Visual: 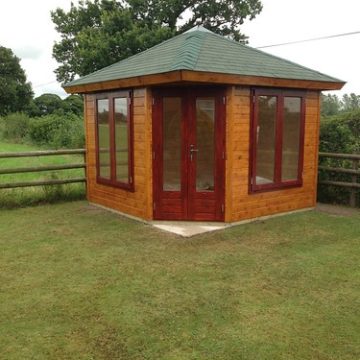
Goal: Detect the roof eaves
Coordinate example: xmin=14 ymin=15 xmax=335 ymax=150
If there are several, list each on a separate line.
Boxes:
xmin=64 ymin=29 xmax=190 ymax=88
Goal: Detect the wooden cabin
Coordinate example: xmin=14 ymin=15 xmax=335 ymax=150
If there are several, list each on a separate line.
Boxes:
xmin=64 ymin=26 xmax=344 ymax=223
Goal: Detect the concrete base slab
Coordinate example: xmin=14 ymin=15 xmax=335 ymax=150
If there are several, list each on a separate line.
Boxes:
xmin=90 ymin=202 xmax=314 ymax=238
xmin=150 ymin=208 xmax=314 ymax=237
xmin=151 ymin=221 xmax=228 ymax=237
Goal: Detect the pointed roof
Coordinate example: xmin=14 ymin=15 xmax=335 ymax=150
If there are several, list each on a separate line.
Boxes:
xmin=64 ymin=26 xmax=344 ymax=92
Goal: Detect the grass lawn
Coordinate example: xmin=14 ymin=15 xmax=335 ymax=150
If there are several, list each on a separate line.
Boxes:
xmin=0 ymin=140 xmax=85 ymax=208
xmin=0 ymin=201 xmax=359 ymax=359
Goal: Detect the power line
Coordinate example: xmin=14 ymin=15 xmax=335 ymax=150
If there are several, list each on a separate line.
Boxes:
xmin=33 ymin=80 xmax=58 ymax=89
xmin=256 ymin=30 xmax=360 ymax=49
xmin=31 ymin=30 xmax=360 ymax=90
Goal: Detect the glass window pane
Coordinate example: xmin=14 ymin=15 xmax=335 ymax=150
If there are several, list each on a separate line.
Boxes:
xmin=114 ymin=98 xmax=129 ymax=183
xmin=97 ymin=99 xmax=110 ymax=180
xmin=163 ymin=97 xmax=181 ymax=191
xmin=282 ymin=97 xmax=301 ymax=181
xmin=196 ymin=98 xmax=215 ymax=192
xmin=256 ymin=96 xmax=276 ymax=185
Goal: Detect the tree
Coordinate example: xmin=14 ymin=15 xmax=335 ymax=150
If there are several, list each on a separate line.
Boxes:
xmin=51 ymin=0 xmax=263 ymax=83
xmin=342 ymin=93 xmax=360 ymax=112
xmin=62 ymin=94 xmax=84 ymax=116
xmin=28 ymin=93 xmax=84 ymax=117
xmin=321 ymin=94 xmax=342 ymax=117
xmin=31 ymin=93 xmax=64 ymax=116
xmin=0 ymin=46 xmax=33 ymax=116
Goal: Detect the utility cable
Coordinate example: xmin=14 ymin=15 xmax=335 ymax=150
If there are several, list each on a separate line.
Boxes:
xmin=256 ymin=30 xmax=360 ymax=49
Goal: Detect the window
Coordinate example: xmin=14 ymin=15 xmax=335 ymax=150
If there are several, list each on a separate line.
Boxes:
xmin=250 ymin=89 xmax=305 ymax=192
xmin=95 ymin=91 xmax=134 ymax=190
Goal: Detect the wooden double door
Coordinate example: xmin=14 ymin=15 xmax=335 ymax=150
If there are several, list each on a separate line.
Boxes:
xmin=152 ymin=87 xmax=226 ymax=221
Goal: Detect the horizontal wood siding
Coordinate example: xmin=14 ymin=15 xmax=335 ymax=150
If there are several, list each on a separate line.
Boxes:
xmin=225 ymin=86 xmax=320 ymax=222
xmin=84 ymin=89 xmax=153 ymax=219
xmin=85 ymin=85 xmax=320 ymax=223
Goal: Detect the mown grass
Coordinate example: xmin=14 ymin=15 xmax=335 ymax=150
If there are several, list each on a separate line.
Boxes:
xmin=0 ymin=201 xmax=359 ymax=359
xmin=0 ymin=140 xmax=85 ymax=208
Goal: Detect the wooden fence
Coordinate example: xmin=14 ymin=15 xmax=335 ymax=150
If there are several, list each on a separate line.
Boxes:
xmin=318 ymin=152 xmax=360 ymax=207
xmin=0 ymin=149 xmax=86 ymax=189
xmin=0 ymin=149 xmax=359 ymax=207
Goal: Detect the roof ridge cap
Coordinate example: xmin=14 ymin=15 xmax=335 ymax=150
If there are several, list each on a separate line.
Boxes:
xmin=169 ymin=31 xmax=206 ymax=71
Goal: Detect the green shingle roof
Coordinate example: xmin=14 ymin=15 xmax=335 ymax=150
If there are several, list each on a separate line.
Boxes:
xmin=64 ymin=26 xmax=343 ymax=88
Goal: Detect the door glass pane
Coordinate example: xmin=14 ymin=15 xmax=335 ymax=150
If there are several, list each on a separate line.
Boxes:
xmin=163 ymin=97 xmax=181 ymax=191
xmin=256 ymin=96 xmax=276 ymax=185
xmin=97 ymin=99 xmax=110 ymax=179
xmin=282 ymin=97 xmax=301 ymax=181
xmin=196 ymin=98 xmax=215 ymax=192
xmin=114 ymin=98 xmax=129 ymax=183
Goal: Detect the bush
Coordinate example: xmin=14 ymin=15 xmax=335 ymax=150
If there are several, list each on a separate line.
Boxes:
xmin=42 ymin=173 xmax=65 ymax=202
xmin=320 ymin=111 xmax=360 ymax=153
xmin=28 ymin=113 xmax=84 ymax=148
xmin=0 ymin=112 xmax=30 ymax=142
xmin=318 ymin=113 xmax=360 ymax=206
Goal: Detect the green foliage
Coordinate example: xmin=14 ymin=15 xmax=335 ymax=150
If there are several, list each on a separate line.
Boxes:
xmin=29 ymin=113 xmax=85 ymax=149
xmin=320 ymin=110 xmax=360 ymax=153
xmin=0 ymin=112 xmax=30 ymax=142
xmin=0 ymin=46 xmax=33 ymax=115
xmin=0 ymin=140 xmax=85 ymax=209
xmin=335 ymin=110 xmax=360 ymax=152
xmin=319 ymin=110 xmax=360 ymax=206
xmin=29 ymin=93 xmax=63 ymax=116
xmin=319 ymin=118 xmax=354 ymax=153
xmin=62 ymin=94 xmax=84 ymax=116
xmin=42 ymin=173 xmax=66 ymax=202
xmin=320 ymin=93 xmax=342 ymax=117
xmin=0 ymin=108 xmax=84 ymax=149
xmin=51 ymin=0 xmax=263 ymax=82
xmin=321 ymin=92 xmax=360 ymax=117
xmin=0 ymin=185 xmax=85 ymax=209
xmin=342 ymin=93 xmax=360 ymax=112
xmin=28 ymin=94 xmax=83 ymax=117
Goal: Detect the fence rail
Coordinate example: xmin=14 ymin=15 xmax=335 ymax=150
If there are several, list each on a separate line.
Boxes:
xmin=0 ymin=149 xmax=86 ymax=190
xmin=318 ymin=152 xmax=360 ymax=207
xmin=1 ymin=149 xmax=359 ymax=206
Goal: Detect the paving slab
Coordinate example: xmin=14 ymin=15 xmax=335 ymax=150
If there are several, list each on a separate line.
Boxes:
xmin=150 ymin=221 xmax=228 ymax=237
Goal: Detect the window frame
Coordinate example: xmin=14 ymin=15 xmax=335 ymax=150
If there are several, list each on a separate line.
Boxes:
xmin=249 ymin=88 xmax=306 ymax=193
xmin=95 ymin=90 xmax=134 ymax=191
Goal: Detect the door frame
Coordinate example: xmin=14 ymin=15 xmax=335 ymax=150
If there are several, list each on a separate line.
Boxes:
xmin=152 ymin=86 xmax=226 ymax=221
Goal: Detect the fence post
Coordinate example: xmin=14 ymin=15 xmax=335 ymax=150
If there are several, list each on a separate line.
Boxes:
xmin=83 ymin=150 xmax=87 ymax=196
xmin=350 ymin=159 xmax=359 ymax=207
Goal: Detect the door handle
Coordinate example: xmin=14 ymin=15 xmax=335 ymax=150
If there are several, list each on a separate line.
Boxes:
xmin=189 ymin=144 xmax=198 ymax=161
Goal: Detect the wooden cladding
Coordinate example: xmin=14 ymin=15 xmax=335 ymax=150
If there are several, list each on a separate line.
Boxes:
xmin=84 ymin=84 xmax=322 ymax=223
xmin=85 ymin=88 xmax=153 ymax=220
xmin=225 ymin=86 xmax=320 ymax=222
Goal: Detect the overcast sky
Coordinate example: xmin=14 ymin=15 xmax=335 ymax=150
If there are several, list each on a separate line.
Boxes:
xmin=1 ymin=0 xmax=359 ymax=98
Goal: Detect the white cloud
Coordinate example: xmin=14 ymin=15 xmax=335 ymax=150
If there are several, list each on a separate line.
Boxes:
xmin=0 ymin=0 xmax=73 ymax=98
xmin=1 ymin=0 xmax=359 ymax=98
xmin=13 ymin=46 xmax=43 ymax=60
xmin=241 ymin=0 xmax=360 ymax=95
